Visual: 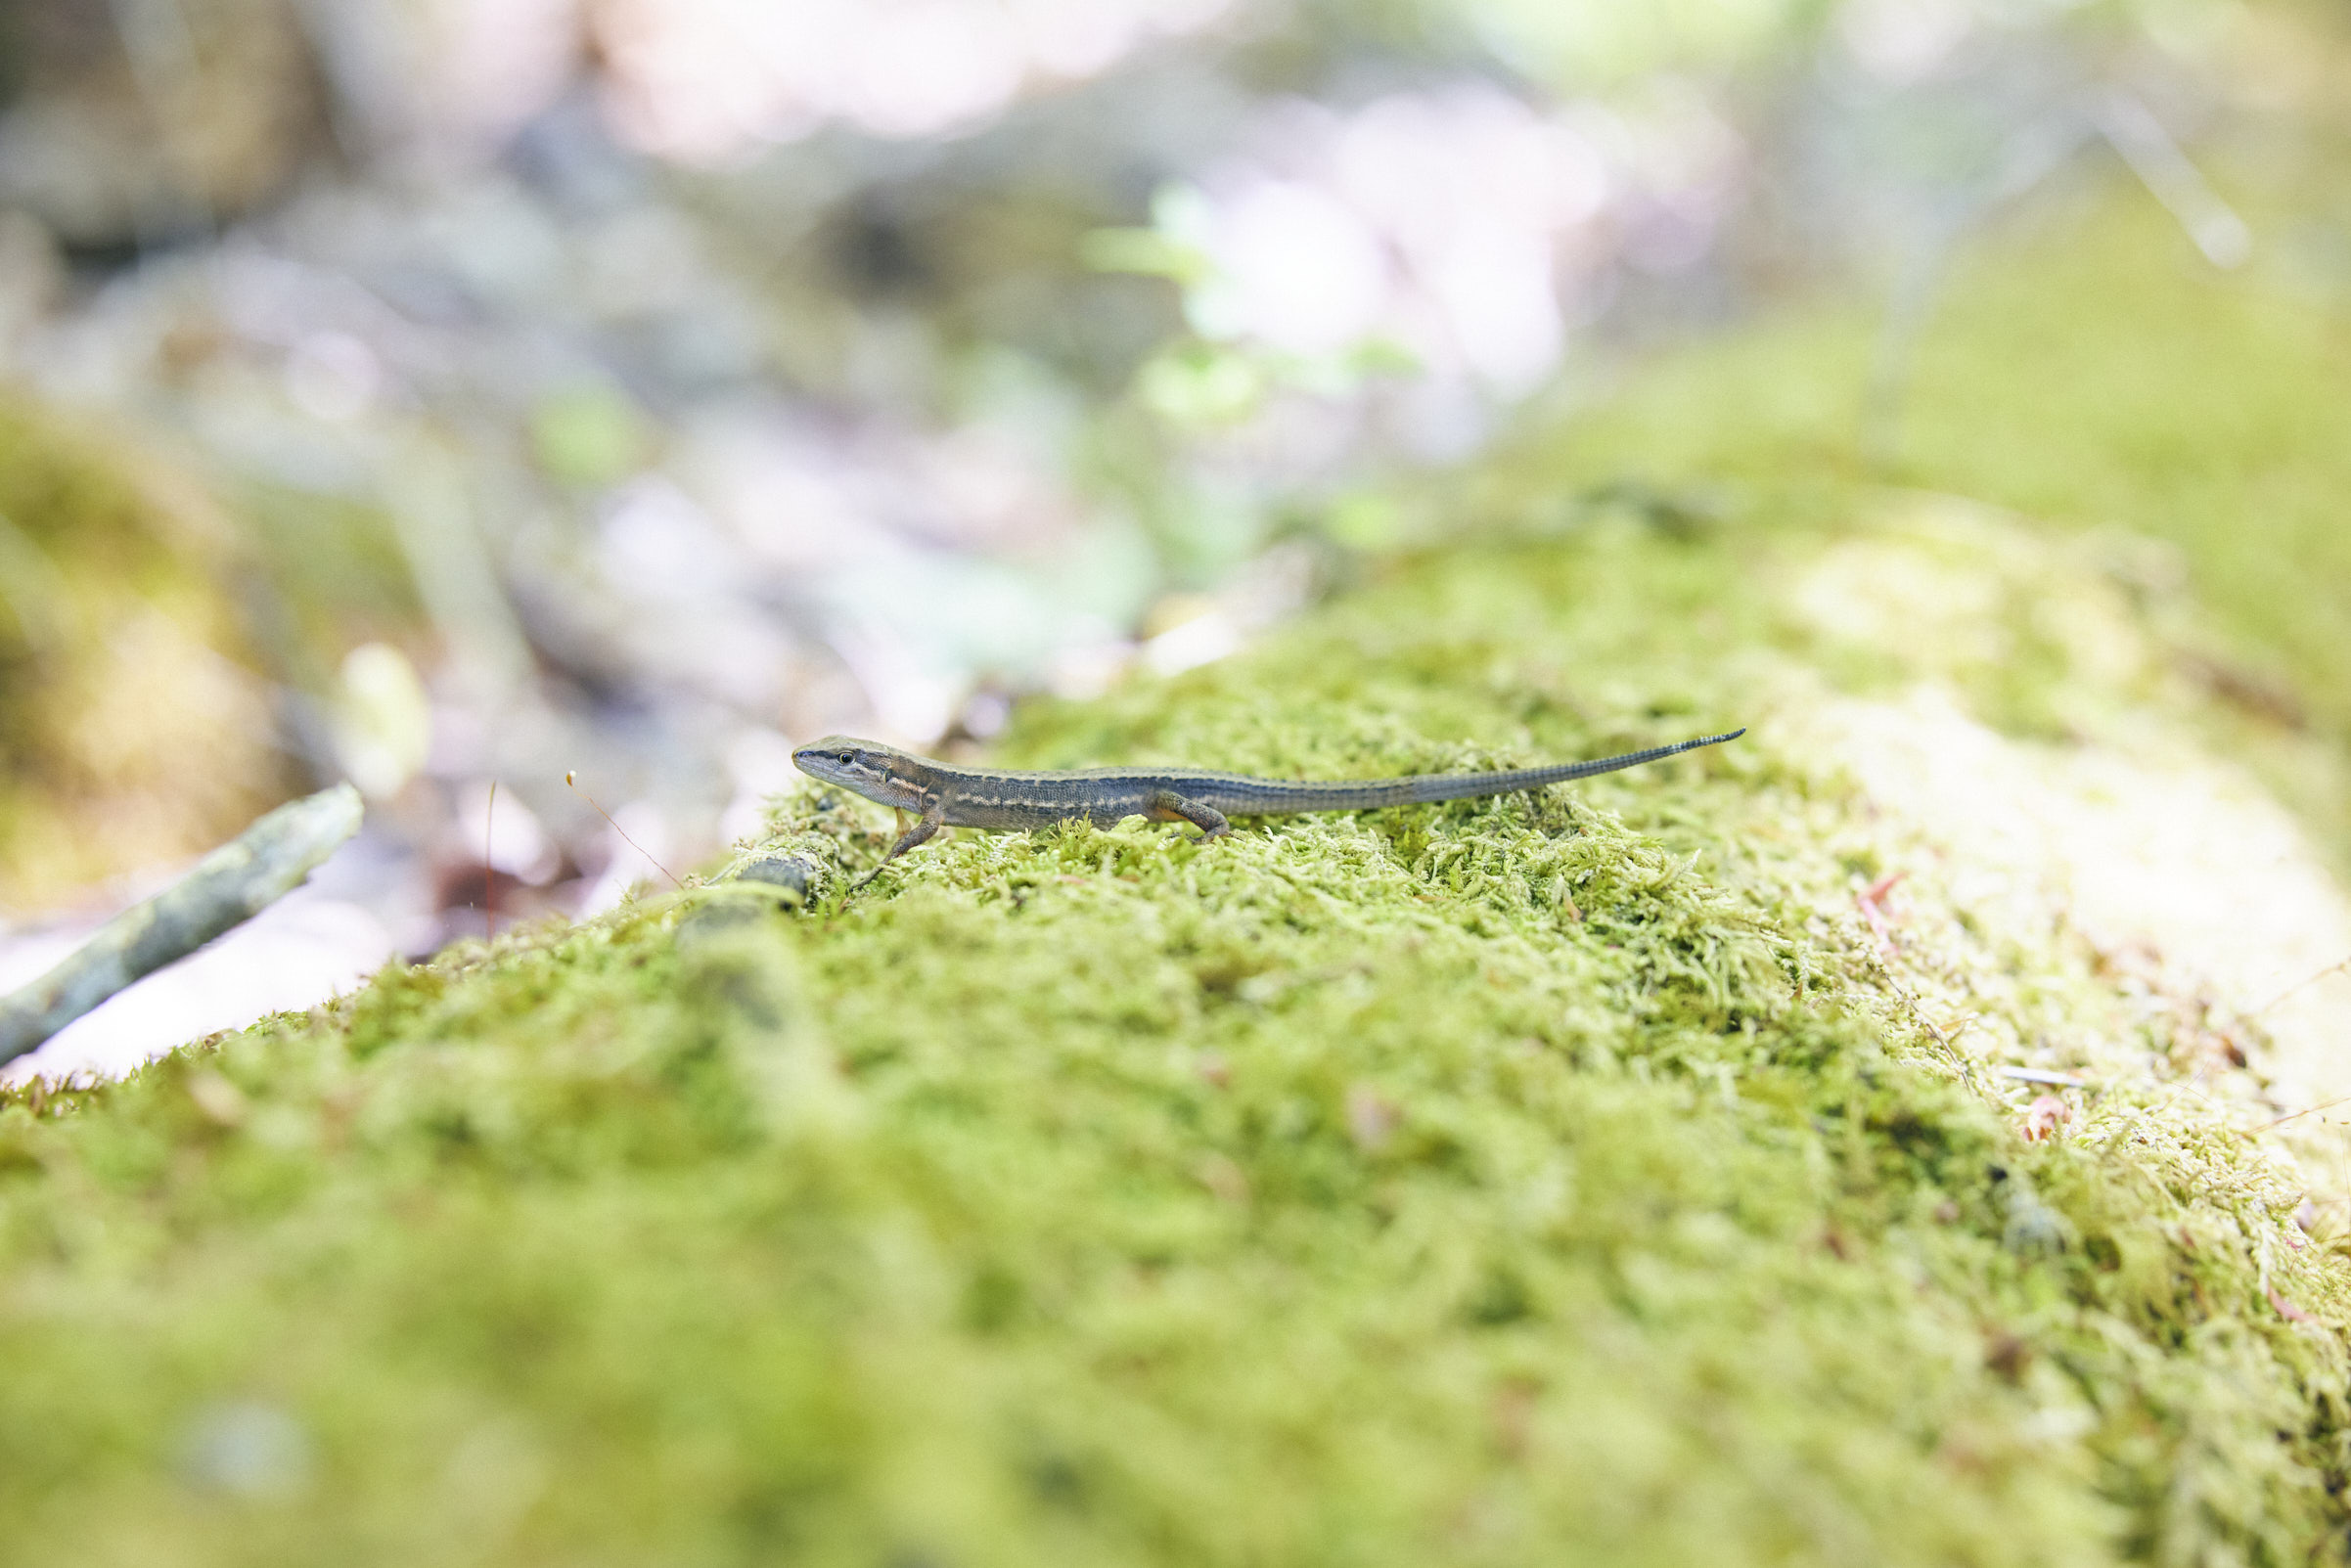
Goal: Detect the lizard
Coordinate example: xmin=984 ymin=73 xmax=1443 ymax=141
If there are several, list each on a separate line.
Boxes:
xmin=792 ymin=727 xmax=1745 ymax=887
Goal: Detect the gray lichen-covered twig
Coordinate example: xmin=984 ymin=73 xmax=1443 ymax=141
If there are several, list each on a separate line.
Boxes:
xmin=0 ymin=783 xmax=364 ymax=1066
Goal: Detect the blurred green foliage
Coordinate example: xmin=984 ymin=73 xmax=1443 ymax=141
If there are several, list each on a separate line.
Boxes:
xmin=0 ymin=400 xmax=289 ymax=907
xmin=530 ymin=385 xmax=654 ymax=491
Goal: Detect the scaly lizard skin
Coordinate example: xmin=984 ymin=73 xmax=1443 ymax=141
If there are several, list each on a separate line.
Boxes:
xmin=793 ymin=729 xmax=1745 ymax=885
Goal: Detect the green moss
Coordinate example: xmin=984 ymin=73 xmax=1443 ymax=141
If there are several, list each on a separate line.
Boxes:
xmin=2 ymin=489 xmax=2346 ymax=1562
xmin=1475 ymin=174 xmax=2351 ymax=870
xmin=9 ymin=163 xmax=2351 ymax=1561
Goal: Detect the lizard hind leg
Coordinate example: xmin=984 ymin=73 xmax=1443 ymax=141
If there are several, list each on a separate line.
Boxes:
xmin=853 ymin=799 xmax=946 ymax=890
xmin=1144 ymin=789 xmax=1232 ymax=841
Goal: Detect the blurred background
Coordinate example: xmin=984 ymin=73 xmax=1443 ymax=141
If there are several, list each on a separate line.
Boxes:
xmin=0 ymin=0 xmax=2343 ymax=1079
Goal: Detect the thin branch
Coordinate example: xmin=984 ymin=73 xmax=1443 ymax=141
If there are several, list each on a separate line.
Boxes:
xmin=0 ymin=784 xmax=364 ymax=1065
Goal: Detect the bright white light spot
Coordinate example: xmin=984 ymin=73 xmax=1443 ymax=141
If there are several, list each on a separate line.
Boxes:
xmin=1162 ymin=78 xmax=1738 ymax=418
xmin=1143 ymin=608 xmax=1241 ymax=675
xmin=592 ymin=0 xmax=1233 ymax=160
xmin=1837 ymin=0 xmax=1975 ymax=83
xmin=458 ymin=780 xmax=562 ymax=882
xmin=1427 ymin=221 xmax=1563 ymax=394
xmin=598 ymin=476 xmax=733 ymax=597
xmin=1008 ymin=0 xmax=1145 ymax=78
xmin=1197 ymin=179 xmax=1388 ymax=356
xmin=284 ymin=331 xmax=382 ymax=422
xmin=847 ymin=1 xmax=1028 ymax=138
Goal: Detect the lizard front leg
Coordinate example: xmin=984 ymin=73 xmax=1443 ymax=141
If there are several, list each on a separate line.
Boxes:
xmin=1144 ymin=789 xmax=1231 ymax=841
xmin=855 ymin=797 xmax=946 ymax=889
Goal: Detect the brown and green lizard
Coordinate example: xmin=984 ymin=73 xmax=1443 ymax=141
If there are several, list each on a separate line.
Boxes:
xmin=793 ymin=728 xmax=1745 ymax=885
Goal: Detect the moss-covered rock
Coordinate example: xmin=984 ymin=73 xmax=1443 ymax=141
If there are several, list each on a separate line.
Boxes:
xmin=3 ymin=497 xmax=2348 ymax=1563
xmin=5 ymin=189 xmax=2350 ymax=1564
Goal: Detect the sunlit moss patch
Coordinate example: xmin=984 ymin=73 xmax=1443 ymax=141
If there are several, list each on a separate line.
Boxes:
xmin=7 ymin=184 xmax=2351 ymax=1560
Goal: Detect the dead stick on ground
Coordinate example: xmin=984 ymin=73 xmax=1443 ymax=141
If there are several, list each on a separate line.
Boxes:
xmin=0 ymin=784 xmax=364 ymax=1068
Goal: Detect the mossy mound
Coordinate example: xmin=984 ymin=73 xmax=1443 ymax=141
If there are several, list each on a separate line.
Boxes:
xmin=1473 ymin=179 xmax=2351 ymax=874
xmin=3 ymin=487 xmax=2347 ymax=1563
xmin=9 ymin=167 xmax=2351 ymax=1561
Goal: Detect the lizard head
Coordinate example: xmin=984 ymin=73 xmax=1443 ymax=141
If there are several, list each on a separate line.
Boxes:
xmin=792 ymin=736 xmax=925 ymax=808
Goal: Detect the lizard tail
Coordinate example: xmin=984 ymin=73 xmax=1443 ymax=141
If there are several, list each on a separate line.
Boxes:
xmin=1403 ymin=728 xmax=1746 ymax=805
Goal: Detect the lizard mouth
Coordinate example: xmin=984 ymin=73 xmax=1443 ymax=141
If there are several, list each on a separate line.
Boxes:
xmin=791 ymin=744 xmax=851 ymax=784
xmin=793 ymin=738 xmax=887 ymax=796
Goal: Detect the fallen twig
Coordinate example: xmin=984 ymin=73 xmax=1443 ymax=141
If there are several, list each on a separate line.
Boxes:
xmin=0 ymin=784 xmax=364 ymax=1067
